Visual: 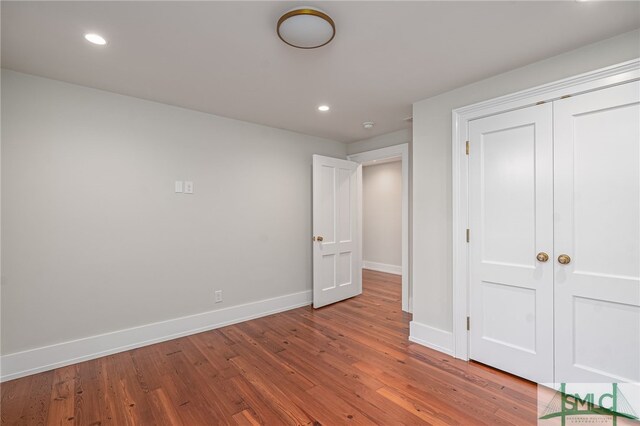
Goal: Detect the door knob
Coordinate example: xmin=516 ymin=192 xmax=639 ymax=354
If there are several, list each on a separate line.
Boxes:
xmin=315 ymin=236 xmax=324 ymax=242
xmin=558 ymin=254 xmax=571 ymax=265
xmin=536 ymin=252 xmax=549 ymax=262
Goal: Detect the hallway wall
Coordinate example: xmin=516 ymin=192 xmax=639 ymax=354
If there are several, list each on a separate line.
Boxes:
xmin=362 ymin=161 xmax=402 ymax=273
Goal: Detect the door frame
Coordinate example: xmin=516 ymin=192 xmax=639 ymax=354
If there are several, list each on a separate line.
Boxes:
xmin=348 ymin=143 xmax=411 ymax=312
xmin=451 ymin=58 xmax=640 ymax=361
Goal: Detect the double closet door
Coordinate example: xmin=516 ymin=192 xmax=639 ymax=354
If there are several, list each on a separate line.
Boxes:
xmin=468 ymin=81 xmax=640 ymax=384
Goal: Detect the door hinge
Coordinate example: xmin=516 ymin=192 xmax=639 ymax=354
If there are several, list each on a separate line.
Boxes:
xmin=536 ymin=101 xmax=546 ymax=105
xmin=465 ymin=140 xmax=469 ymax=155
xmin=560 ymin=94 xmax=571 ymax=99
xmin=467 ymin=316 xmax=470 ymax=331
xmin=466 ymin=229 xmax=470 ymax=243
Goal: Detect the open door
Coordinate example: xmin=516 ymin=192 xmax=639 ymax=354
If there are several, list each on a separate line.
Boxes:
xmin=312 ymin=155 xmax=362 ymax=308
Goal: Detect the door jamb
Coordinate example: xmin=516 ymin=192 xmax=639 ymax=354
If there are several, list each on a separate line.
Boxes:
xmin=451 ymin=59 xmax=640 ymax=361
xmin=348 ymin=143 xmax=411 ymax=313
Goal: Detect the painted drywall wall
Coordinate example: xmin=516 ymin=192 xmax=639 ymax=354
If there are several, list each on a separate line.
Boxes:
xmin=412 ymin=29 xmax=640 ymax=334
xmin=363 ymin=161 xmax=402 ymax=270
xmin=0 ymin=70 xmax=347 ymax=355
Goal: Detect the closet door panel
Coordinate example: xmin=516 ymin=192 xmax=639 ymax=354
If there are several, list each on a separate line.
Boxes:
xmin=468 ymin=103 xmax=554 ymax=383
xmin=554 ymin=81 xmax=640 ymax=384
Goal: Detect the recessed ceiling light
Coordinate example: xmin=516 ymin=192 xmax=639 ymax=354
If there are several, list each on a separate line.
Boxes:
xmin=318 ymin=105 xmax=330 ymax=112
xmin=277 ymin=7 xmax=335 ymax=49
xmin=84 ymin=33 xmax=107 ymax=45
xmin=363 ymin=121 xmax=375 ymax=129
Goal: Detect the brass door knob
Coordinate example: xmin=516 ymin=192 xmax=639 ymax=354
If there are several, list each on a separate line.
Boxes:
xmin=316 ymin=236 xmax=324 ymax=242
xmin=558 ymin=254 xmax=571 ymax=265
xmin=536 ymin=252 xmax=549 ymax=262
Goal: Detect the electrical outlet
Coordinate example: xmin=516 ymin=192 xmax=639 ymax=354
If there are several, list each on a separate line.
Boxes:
xmin=184 ymin=181 xmax=194 ymax=194
xmin=214 ymin=290 xmax=223 ymax=303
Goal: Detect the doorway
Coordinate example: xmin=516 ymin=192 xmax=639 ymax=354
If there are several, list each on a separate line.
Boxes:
xmin=348 ymin=144 xmax=410 ymax=312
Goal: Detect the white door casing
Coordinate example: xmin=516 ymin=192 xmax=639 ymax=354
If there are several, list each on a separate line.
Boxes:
xmin=468 ymin=103 xmax=554 ymax=383
xmin=312 ymin=155 xmax=362 ymax=308
xmin=554 ymin=81 xmax=640 ymax=384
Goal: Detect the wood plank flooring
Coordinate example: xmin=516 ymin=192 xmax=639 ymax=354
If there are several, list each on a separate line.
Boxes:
xmin=1 ymin=270 xmax=538 ymax=425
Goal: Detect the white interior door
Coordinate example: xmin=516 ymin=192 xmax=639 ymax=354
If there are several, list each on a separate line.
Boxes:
xmin=554 ymin=81 xmax=640 ymax=384
xmin=312 ymin=155 xmax=362 ymax=308
xmin=468 ymin=103 xmax=554 ymax=383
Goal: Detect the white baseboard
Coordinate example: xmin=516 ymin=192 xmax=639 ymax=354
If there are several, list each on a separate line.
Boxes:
xmin=1 ymin=290 xmax=312 ymax=382
xmin=362 ymin=260 xmax=402 ymax=275
xmin=409 ymin=321 xmax=454 ymax=357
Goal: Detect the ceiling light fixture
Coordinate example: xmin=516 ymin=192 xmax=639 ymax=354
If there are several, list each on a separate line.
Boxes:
xmin=318 ymin=105 xmax=330 ymax=112
xmin=363 ymin=121 xmax=375 ymax=129
xmin=277 ymin=7 xmax=335 ymax=49
xmin=84 ymin=33 xmax=107 ymax=45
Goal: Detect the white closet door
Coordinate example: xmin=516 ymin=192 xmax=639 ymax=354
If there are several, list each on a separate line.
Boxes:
xmin=554 ymin=81 xmax=640 ymax=384
xmin=469 ymin=103 xmax=554 ymax=383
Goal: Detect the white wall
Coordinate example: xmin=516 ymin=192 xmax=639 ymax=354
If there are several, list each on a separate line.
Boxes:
xmin=0 ymin=70 xmax=347 ymax=356
xmin=363 ymin=161 xmax=402 ymax=271
xmin=412 ymin=29 xmax=640 ymax=335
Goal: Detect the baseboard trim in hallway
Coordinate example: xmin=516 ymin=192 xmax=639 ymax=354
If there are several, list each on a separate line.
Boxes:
xmin=362 ymin=260 xmax=402 ymax=275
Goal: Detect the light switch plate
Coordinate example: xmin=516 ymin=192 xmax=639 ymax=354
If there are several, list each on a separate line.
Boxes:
xmin=184 ymin=181 xmax=194 ymax=194
xmin=175 ymin=181 xmax=184 ymax=193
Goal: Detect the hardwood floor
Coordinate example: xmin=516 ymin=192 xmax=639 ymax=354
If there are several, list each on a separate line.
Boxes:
xmin=1 ymin=270 xmax=537 ymax=425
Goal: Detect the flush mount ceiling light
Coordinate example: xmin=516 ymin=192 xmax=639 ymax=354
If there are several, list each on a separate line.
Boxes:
xmin=318 ymin=105 xmax=330 ymax=112
xmin=363 ymin=121 xmax=375 ymax=129
xmin=84 ymin=33 xmax=107 ymax=45
xmin=277 ymin=7 xmax=335 ymax=49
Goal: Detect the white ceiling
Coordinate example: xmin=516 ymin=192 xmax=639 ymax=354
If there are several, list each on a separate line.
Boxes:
xmin=2 ymin=1 xmax=639 ymax=143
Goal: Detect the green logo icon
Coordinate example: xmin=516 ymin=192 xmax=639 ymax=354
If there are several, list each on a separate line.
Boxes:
xmin=539 ymin=383 xmax=639 ymax=425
